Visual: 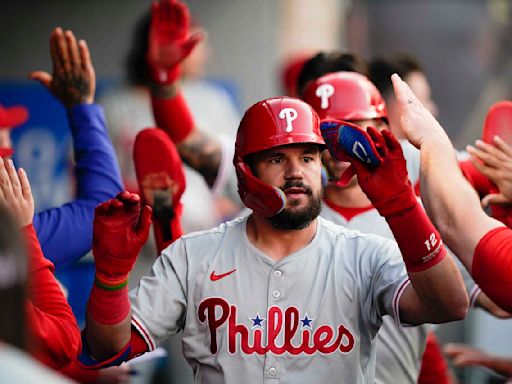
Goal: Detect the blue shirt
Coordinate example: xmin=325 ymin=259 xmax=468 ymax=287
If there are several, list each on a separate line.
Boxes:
xmin=33 ymin=104 xmax=123 ymax=271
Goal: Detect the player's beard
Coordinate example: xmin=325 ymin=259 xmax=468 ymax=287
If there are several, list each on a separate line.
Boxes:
xmin=268 ymin=181 xmax=323 ymax=230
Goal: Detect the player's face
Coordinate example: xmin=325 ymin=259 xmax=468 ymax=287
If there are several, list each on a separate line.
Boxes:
xmin=251 ymin=143 xmax=323 ymax=230
xmin=322 ymin=119 xmax=388 ymax=187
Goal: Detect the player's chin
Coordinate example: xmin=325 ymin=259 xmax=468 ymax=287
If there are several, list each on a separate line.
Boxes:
xmin=285 ymin=194 xmax=309 ymax=209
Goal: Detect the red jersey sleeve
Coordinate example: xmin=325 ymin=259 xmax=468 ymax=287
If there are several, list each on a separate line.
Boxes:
xmin=472 ymin=226 xmax=512 ymax=312
xmin=23 ymin=224 xmax=81 ymax=370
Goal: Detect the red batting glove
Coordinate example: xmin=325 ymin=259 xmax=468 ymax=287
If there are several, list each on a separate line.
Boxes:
xmin=92 ymin=191 xmax=152 ymax=287
xmin=147 ymin=0 xmax=203 ymax=84
xmin=351 ymin=127 xmax=417 ymax=217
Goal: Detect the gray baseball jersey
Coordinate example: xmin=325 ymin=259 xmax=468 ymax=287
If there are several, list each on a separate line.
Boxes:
xmin=130 ymin=215 xmax=410 ymax=384
xmin=320 ymin=201 xmax=480 ymax=384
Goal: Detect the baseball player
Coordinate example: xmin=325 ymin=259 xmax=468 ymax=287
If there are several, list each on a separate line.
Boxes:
xmin=80 ymin=95 xmax=469 ymax=383
xmin=391 ymin=73 xmax=512 ymax=313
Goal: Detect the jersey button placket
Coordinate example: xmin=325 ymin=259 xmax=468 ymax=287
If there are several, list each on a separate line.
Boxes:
xmin=270 ymin=268 xmax=285 ymax=302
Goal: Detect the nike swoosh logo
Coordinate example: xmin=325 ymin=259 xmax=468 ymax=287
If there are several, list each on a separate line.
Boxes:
xmin=210 ymin=268 xmax=236 ymax=281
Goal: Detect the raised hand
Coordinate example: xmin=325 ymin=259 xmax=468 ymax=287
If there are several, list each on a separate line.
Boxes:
xmin=467 ymin=135 xmax=512 ymax=207
xmin=391 ymin=73 xmax=448 ymax=149
xmin=147 ymin=0 xmax=203 ymax=84
xmin=0 ymin=157 xmax=34 ymax=227
xmin=29 ymin=27 xmax=95 ymax=108
xmin=93 ymin=192 xmax=152 ymax=284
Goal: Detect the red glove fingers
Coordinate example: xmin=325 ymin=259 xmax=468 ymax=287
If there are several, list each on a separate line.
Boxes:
xmin=344 ymin=126 xmax=417 ymax=217
xmin=93 ymin=192 xmax=152 ymax=286
xmin=147 ymin=0 xmax=203 ymax=84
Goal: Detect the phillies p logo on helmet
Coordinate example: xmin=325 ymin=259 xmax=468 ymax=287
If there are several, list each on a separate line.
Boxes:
xmin=278 ymin=107 xmax=298 ymax=133
xmin=315 ymin=83 xmax=335 ymax=110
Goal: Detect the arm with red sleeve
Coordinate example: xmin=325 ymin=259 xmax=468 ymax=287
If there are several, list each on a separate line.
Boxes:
xmin=390 ymin=75 xmax=509 ymax=312
xmin=24 ymin=223 xmax=81 ymax=370
xmin=79 ymin=192 xmax=152 ymax=366
xmin=321 ymin=120 xmax=468 ymax=324
xmin=148 ymin=0 xmax=222 ymax=188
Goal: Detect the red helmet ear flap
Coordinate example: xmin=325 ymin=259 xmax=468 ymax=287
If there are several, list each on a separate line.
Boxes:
xmin=234 ymin=158 xmax=286 ymax=217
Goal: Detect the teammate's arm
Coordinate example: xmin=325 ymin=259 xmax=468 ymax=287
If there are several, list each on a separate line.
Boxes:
xmin=0 ymin=158 xmax=81 ymax=369
xmin=392 ymin=74 xmax=502 ymax=268
xmin=84 ymin=192 xmax=152 ymax=360
xmin=148 ymin=0 xmax=222 ymax=187
xmin=29 ymin=27 xmax=123 ymax=269
xmin=391 ymin=74 xmax=512 ymax=313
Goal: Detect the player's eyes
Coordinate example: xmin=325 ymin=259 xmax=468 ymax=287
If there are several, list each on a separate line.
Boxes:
xmin=303 ymin=156 xmax=314 ymax=163
xmin=269 ymin=157 xmax=283 ymax=164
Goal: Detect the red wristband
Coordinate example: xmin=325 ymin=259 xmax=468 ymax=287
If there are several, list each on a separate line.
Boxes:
xmin=386 ymin=203 xmax=447 ymax=272
xmin=148 ymin=65 xmax=180 ymax=85
xmin=151 ymin=92 xmax=194 ymax=144
xmin=87 ymin=284 xmax=130 ymax=325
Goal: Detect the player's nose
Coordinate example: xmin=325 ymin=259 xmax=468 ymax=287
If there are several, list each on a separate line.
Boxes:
xmin=284 ymin=158 xmax=304 ymax=180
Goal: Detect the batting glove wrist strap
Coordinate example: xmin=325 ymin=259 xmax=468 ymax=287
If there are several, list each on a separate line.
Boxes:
xmin=386 ymin=202 xmax=447 ymax=272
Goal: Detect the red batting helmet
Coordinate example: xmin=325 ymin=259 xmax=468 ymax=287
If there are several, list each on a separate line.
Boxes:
xmin=302 ymin=71 xmax=388 ymax=122
xmin=234 ymin=97 xmax=325 ymax=217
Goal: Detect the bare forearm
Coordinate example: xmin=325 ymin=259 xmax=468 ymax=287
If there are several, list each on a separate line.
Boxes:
xmin=478 ymin=355 xmax=512 ymax=377
xmin=85 ymin=313 xmax=132 ymax=361
xmin=420 ymin=137 xmax=498 ymax=267
xmin=177 ymin=131 xmax=222 ymax=186
xmin=401 ymin=257 xmax=468 ymax=324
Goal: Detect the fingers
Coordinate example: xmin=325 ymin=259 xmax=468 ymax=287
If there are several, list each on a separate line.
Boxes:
xmin=443 ymin=343 xmax=466 ymax=357
xmin=472 ymin=139 xmax=509 ymax=165
xmin=5 ymin=159 xmax=21 ymax=199
xmin=467 ymin=152 xmax=497 ymax=180
xmin=182 ymin=33 xmax=203 ymax=57
xmin=0 ymin=158 xmax=14 ymax=202
xmin=53 ymin=27 xmax=72 ymax=75
xmin=65 ymin=30 xmax=81 ymax=78
xmin=366 ymin=126 xmax=387 ymax=158
xmin=78 ymin=39 xmax=96 ymax=103
xmin=18 ymin=168 xmax=32 ymax=202
xmin=173 ymin=1 xmax=189 ymax=33
xmin=391 ymin=73 xmax=421 ymax=107
xmin=28 ymin=71 xmax=52 ymax=89
xmin=116 ymin=191 xmax=141 ymax=206
xmin=391 ymin=74 xmax=408 ymax=107
xmin=493 ymin=135 xmax=512 ymax=157
xmin=135 ymin=205 xmax=153 ymax=242
xmin=481 ymin=193 xmax=509 ymax=208
xmin=78 ymin=39 xmax=92 ymax=76
xmin=467 ymin=142 xmax=512 ymax=185
xmin=50 ymin=27 xmax=63 ymax=75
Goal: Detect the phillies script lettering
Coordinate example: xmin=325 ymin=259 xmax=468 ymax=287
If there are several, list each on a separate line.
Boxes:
xmin=198 ymin=297 xmax=355 ymax=355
